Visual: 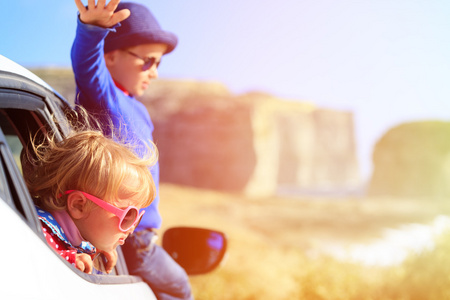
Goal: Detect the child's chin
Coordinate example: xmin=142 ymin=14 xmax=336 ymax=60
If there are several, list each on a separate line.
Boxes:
xmin=97 ymin=245 xmax=114 ymax=252
xmin=135 ymin=89 xmax=145 ymax=96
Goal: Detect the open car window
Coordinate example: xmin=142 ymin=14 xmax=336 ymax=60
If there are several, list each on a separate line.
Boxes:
xmin=0 ymin=70 xmax=140 ymax=284
xmin=0 ymin=134 xmax=17 ymax=207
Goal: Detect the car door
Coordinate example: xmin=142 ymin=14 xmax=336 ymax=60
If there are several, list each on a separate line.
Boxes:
xmin=0 ymin=55 xmax=156 ymax=299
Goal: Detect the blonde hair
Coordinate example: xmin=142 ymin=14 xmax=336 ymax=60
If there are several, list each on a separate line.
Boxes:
xmin=24 ymin=107 xmax=157 ymax=212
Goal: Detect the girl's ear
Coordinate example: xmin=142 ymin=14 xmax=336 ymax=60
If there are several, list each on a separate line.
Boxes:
xmin=66 ymin=192 xmax=89 ymax=220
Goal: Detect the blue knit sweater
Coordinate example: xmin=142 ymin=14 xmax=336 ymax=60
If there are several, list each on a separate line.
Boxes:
xmin=71 ymin=18 xmax=161 ymax=230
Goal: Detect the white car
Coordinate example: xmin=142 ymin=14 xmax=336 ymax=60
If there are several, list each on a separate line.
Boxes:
xmin=0 ymin=55 xmax=227 ymax=299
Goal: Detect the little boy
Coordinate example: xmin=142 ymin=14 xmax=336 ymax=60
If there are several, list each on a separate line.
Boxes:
xmin=71 ymin=1 xmax=192 ymax=299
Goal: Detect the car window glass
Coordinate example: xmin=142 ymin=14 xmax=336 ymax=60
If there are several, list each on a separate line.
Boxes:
xmin=0 ymin=108 xmax=42 ymax=219
xmin=5 ymin=135 xmax=23 ymax=172
xmin=0 ymin=148 xmax=12 ymax=204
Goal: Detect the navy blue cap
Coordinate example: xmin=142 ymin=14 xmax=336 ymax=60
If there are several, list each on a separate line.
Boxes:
xmin=104 ymin=2 xmax=178 ymax=54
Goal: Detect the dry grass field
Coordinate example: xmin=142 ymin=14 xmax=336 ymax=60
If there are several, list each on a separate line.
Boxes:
xmin=156 ymin=183 xmax=450 ymax=300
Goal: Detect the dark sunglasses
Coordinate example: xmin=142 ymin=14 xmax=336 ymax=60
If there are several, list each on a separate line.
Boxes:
xmin=125 ymin=50 xmax=161 ymax=71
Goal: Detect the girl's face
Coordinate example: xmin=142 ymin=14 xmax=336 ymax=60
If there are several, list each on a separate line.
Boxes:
xmin=77 ymin=201 xmax=138 ymax=252
xmin=74 ymin=188 xmax=144 ymax=252
xmin=105 ymin=43 xmax=168 ymax=97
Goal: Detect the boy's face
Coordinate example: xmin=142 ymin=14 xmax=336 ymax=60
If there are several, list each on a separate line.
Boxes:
xmin=105 ymin=43 xmax=168 ymax=96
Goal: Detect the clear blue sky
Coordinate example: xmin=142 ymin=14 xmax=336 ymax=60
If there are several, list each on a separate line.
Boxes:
xmin=2 ymin=0 xmax=450 ymax=180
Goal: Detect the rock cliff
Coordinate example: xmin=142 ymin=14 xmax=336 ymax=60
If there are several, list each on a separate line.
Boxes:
xmin=141 ymin=80 xmax=360 ymax=196
xmin=369 ymin=121 xmax=450 ymax=199
xmin=30 ymin=69 xmax=361 ymax=197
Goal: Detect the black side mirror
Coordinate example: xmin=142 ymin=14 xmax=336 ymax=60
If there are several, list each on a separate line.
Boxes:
xmin=162 ymin=227 xmax=227 ymax=275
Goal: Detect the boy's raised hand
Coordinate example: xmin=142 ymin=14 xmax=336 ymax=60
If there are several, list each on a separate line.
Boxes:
xmin=75 ymin=0 xmax=130 ymax=28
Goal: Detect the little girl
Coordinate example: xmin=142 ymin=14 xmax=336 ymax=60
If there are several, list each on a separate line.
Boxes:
xmin=23 ymin=114 xmax=157 ymax=274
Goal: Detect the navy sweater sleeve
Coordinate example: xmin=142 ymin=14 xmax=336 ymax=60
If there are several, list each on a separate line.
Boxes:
xmin=71 ymin=18 xmax=162 ymax=229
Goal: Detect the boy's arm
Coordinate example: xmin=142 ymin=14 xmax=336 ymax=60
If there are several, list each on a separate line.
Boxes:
xmin=74 ymin=0 xmax=130 ymax=28
xmin=71 ymin=8 xmax=122 ymax=119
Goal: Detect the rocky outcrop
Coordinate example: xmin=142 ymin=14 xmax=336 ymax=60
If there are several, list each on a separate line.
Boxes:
xmin=369 ymin=121 xmax=450 ymax=198
xmin=141 ymin=80 xmax=360 ymax=196
xmin=31 ymin=69 xmax=361 ymax=197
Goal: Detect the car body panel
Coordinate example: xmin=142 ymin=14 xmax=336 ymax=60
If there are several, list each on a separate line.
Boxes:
xmin=0 ymin=199 xmax=155 ymax=299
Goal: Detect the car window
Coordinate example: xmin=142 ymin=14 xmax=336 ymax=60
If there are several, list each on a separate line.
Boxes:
xmin=0 ymin=109 xmax=42 ymax=176
xmin=0 ymin=106 xmax=129 ymax=276
xmin=5 ymin=135 xmax=22 ymax=171
xmin=0 ymin=108 xmax=42 ymax=222
xmin=0 ymin=68 xmax=147 ymax=287
xmin=0 ymin=143 xmax=13 ymax=205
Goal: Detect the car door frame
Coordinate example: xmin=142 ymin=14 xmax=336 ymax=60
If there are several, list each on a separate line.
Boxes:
xmin=0 ymin=67 xmax=151 ymax=288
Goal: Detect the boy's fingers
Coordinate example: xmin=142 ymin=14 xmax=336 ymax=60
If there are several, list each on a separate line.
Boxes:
xmin=111 ymin=9 xmax=131 ymax=25
xmin=87 ymin=0 xmax=96 ymax=9
xmin=74 ymin=0 xmax=87 ymax=13
xmin=96 ymin=0 xmax=106 ymax=8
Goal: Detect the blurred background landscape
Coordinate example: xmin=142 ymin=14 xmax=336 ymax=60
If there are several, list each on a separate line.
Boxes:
xmin=32 ymin=69 xmax=450 ymax=299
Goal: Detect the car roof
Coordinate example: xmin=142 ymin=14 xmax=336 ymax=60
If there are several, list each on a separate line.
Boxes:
xmin=0 ymin=55 xmax=71 ymax=110
xmin=0 ymin=55 xmax=54 ymax=91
